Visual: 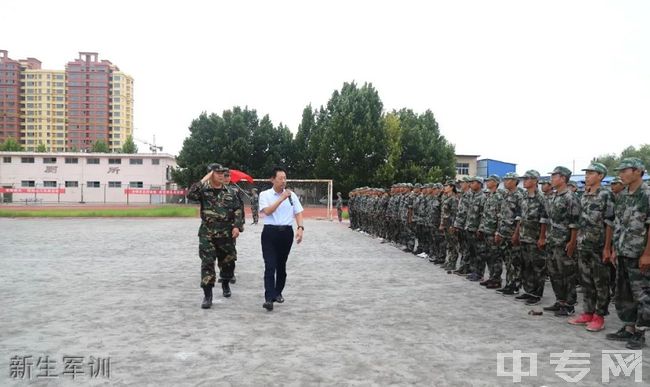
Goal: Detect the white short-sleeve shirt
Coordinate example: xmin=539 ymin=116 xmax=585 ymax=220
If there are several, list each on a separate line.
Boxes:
xmin=258 ymin=188 xmax=304 ymax=226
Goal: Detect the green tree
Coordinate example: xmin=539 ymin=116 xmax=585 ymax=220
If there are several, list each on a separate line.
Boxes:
xmin=121 ymin=135 xmax=138 ymax=153
xmin=313 ymin=82 xmax=387 ymax=195
xmin=91 ymin=140 xmax=110 ymax=153
xmin=0 ymin=137 xmax=23 ymax=151
xmin=375 ymin=112 xmax=401 ymax=186
xmin=593 ymin=144 xmax=650 ymax=175
xmin=36 ymin=143 xmax=47 ymax=152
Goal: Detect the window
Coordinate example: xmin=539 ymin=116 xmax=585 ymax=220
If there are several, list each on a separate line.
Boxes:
xmin=87 ymin=158 xmax=100 ymax=164
xmin=2 ymin=157 xmax=11 ymax=163
xmin=108 ymin=181 xmax=121 ymax=188
xmin=129 ymin=158 xmax=143 ymax=165
xmin=21 ymin=157 xmax=35 ymax=163
xmin=43 ymin=157 xmax=57 ymax=164
xmin=43 ymin=181 xmax=57 ymax=187
xmin=108 ymin=158 xmax=121 ymax=164
xmin=129 ymin=181 xmax=143 ymax=188
xmin=87 ymin=181 xmax=100 ymax=188
xmin=65 ymin=157 xmax=79 ymax=164
xmin=456 ymin=162 xmax=470 ymax=176
xmin=65 ymin=181 xmax=78 ymax=188
xmin=21 ymin=180 xmax=35 ymax=187
xmin=151 ymin=159 xmax=160 ymax=165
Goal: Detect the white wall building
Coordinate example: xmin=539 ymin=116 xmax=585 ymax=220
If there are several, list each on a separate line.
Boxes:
xmin=0 ymin=151 xmax=178 ymax=204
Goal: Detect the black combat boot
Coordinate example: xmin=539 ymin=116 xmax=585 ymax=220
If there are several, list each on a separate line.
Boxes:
xmin=222 ymin=281 xmax=231 ymax=298
xmin=201 ymin=287 xmax=213 ymax=309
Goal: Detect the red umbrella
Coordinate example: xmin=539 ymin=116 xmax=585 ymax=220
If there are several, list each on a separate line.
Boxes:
xmin=229 ymin=169 xmax=254 ymax=184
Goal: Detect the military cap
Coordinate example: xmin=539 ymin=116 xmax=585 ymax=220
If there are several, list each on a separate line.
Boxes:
xmin=581 ymin=162 xmax=608 ymax=175
xmin=539 ymin=179 xmax=551 ymax=185
xmin=252 ymin=188 xmax=258 ymax=192
xmin=414 ymin=183 xmax=422 ymax=189
xmin=445 ymin=179 xmax=456 ymax=186
xmin=614 ymin=157 xmax=645 ymax=171
xmin=405 ymin=183 xmax=413 ymax=188
xmin=568 ymin=180 xmax=578 ymax=188
xmin=460 ymin=176 xmax=471 ymax=182
xmin=549 ymin=166 xmax=572 ymax=178
xmin=468 ymin=176 xmax=484 ymax=184
xmin=486 ymin=174 xmax=501 ymax=183
xmin=435 ymin=183 xmax=444 ymax=189
xmin=522 ymin=170 xmax=541 ymax=179
xmin=610 ymin=177 xmax=623 ymax=185
xmin=207 ymin=163 xmax=228 ymax=172
xmin=503 ymin=172 xmax=519 ymax=180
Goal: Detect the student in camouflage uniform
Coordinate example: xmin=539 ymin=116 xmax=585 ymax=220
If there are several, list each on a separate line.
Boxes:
xmin=479 ymin=175 xmax=503 ymax=288
xmin=251 ymin=188 xmax=260 ymax=225
xmin=567 ymin=162 xmax=614 ymax=332
xmin=187 ymin=163 xmax=245 ymax=309
xmin=430 ymin=184 xmax=446 ymax=264
xmin=464 ymin=177 xmax=486 ymax=281
xmin=495 ymin=172 xmax=524 ymax=295
xmin=543 ymin=166 xmax=581 ymax=316
xmin=540 ymin=179 xmax=554 ymax=212
xmin=513 ymin=170 xmax=548 ymax=305
xmin=412 ymin=184 xmax=428 ymax=255
xmin=607 ymin=177 xmax=625 ymax=297
xmin=399 ymin=184 xmax=416 ymax=252
xmin=605 ymin=158 xmax=650 ymax=350
xmin=453 ymin=178 xmax=472 ymax=275
xmin=386 ymin=185 xmax=401 ymax=243
xmin=440 ymin=181 xmax=459 ymax=271
xmin=336 ymin=191 xmax=344 ymax=223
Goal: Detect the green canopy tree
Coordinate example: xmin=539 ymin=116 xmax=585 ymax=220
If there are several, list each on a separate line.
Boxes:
xmin=0 ymin=137 xmax=23 ymax=151
xmin=36 ymin=143 xmax=47 ymax=152
xmin=593 ymin=144 xmax=650 ymax=175
xmin=91 ymin=140 xmax=110 ymax=153
xmin=121 ymin=135 xmax=138 ymax=154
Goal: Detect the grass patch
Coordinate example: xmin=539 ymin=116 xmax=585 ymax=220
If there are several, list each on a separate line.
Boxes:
xmin=0 ymin=206 xmax=199 ymax=218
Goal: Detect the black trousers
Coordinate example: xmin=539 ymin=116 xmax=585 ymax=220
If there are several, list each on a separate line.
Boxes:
xmin=261 ymin=225 xmax=294 ymax=302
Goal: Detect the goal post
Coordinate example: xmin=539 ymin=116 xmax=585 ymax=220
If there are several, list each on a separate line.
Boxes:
xmin=250 ymin=179 xmax=334 ymax=220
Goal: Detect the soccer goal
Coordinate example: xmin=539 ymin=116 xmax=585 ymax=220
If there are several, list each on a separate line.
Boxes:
xmin=247 ymin=179 xmax=334 ymax=220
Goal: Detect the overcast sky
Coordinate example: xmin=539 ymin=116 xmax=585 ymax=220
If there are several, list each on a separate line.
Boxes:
xmin=4 ymin=0 xmax=649 ymax=175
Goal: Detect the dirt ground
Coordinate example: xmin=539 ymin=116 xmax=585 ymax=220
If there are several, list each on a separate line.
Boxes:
xmin=0 ymin=217 xmax=647 ymax=386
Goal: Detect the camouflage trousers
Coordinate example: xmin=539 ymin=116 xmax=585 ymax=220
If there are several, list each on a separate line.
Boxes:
xmin=466 ymin=231 xmax=487 ymax=276
xmin=484 ymin=236 xmax=503 ymax=281
xmin=445 ymin=228 xmax=459 ymax=269
xmin=433 ymin=228 xmax=447 ymax=260
xmin=457 ymin=230 xmax=471 ymax=270
xmin=547 ymin=245 xmax=578 ymax=306
xmin=199 ymin=234 xmax=237 ymax=288
xmin=337 ymin=207 xmax=343 ymax=222
xmin=415 ymin=224 xmax=430 ymax=253
xmin=577 ymin=249 xmax=610 ymax=316
xmin=401 ymin=222 xmax=416 ymax=252
xmin=252 ymin=206 xmax=259 ymax=223
xmin=500 ymin=239 xmax=522 ymax=288
xmin=520 ymin=242 xmax=547 ymax=298
xmin=614 ymin=256 xmax=650 ymax=328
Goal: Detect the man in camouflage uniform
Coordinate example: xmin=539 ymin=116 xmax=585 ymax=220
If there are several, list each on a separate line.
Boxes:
xmin=495 ymin=172 xmax=524 ymax=295
xmin=386 ymin=185 xmax=401 ymax=243
xmin=567 ymin=162 xmax=614 ymax=332
xmin=464 ymin=177 xmax=486 ymax=281
xmin=430 ymin=184 xmax=446 ymax=264
xmin=187 ymin=163 xmax=245 ymax=309
xmin=540 ymin=179 xmax=554 ymax=212
xmin=348 ymin=189 xmax=357 ymax=229
xmin=607 ymin=176 xmax=625 ymax=297
xmin=609 ymin=177 xmax=625 ymax=197
xmin=336 ymin=191 xmax=344 ymax=223
xmin=377 ymin=189 xmax=390 ymax=240
xmin=440 ymin=181 xmax=459 ymax=271
xmin=513 ymin=170 xmax=548 ymax=305
xmin=251 ymin=188 xmax=260 ymax=225
xmin=543 ymin=166 xmax=581 ymax=316
xmin=399 ymin=184 xmax=416 ymax=252
xmin=479 ymin=175 xmax=503 ymax=288
xmin=453 ymin=177 xmax=472 ymax=275
xmin=605 ymin=158 xmax=650 ymax=349
xmin=412 ymin=184 xmax=428 ymax=255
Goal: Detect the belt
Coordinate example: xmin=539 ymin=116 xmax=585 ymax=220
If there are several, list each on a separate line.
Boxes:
xmin=264 ymin=225 xmax=293 ymax=230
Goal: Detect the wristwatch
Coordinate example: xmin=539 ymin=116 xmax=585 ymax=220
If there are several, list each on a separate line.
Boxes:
xmin=297 ymin=226 xmax=305 ymax=231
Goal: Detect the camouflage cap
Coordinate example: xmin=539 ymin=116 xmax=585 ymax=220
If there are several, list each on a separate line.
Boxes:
xmin=436 ymin=183 xmax=444 ymax=189
xmin=461 ymin=176 xmax=471 ymax=182
xmin=468 ymin=176 xmax=484 ymax=184
xmin=486 ymin=174 xmax=501 ymax=183
xmin=581 ymin=162 xmax=608 ymax=175
xmin=207 ymin=163 xmax=228 ymax=172
xmin=610 ymin=177 xmax=623 ymax=185
xmin=568 ymin=180 xmax=578 ymax=188
xmin=414 ymin=183 xmax=422 ymax=189
xmin=539 ymin=179 xmax=551 ymax=185
xmin=503 ymin=172 xmax=519 ymax=180
xmin=522 ymin=170 xmax=541 ymax=179
xmin=549 ymin=166 xmax=572 ymax=178
xmin=614 ymin=157 xmax=645 ymax=171
xmin=445 ymin=179 xmax=456 ymax=186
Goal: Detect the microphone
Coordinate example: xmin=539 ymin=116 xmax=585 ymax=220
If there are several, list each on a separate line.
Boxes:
xmin=287 ymin=190 xmax=293 ymax=206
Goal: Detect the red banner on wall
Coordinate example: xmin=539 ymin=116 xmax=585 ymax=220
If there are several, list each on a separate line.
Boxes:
xmin=124 ymin=189 xmax=187 ymax=196
xmin=0 ymin=188 xmax=66 ymax=194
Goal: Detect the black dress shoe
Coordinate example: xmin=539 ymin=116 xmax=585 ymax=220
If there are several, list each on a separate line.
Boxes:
xmin=263 ymin=300 xmax=274 ymax=311
xmin=274 ymin=295 xmax=284 ymax=303
xmin=222 ymin=282 xmax=231 ymax=298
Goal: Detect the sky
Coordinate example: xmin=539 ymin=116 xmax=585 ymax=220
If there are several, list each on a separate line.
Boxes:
xmin=3 ymin=0 xmax=649 ymax=175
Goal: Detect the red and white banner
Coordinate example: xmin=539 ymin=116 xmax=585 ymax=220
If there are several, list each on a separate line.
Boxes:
xmin=0 ymin=188 xmax=66 ymax=194
xmin=124 ymin=189 xmax=187 ymax=196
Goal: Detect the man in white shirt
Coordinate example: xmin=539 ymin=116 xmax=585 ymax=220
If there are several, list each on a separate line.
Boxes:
xmin=258 ymin=167 xmax=304 ymax=311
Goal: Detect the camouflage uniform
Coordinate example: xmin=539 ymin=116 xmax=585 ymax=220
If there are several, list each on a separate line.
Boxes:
xmin=251 ymin=190 xmax=260 ymax=224
xmin=441 ymin=187 xmax=459 ymax=270
xmin=454 ymin=181 xmax=472 ymax=272
xmin=431 ymin=185 xmax=446 ymax=262
xmin=465 ymin=181 xmax=486 ymax=276
xmin=497 ymin=176 xmax=524 ymax=290
xmin=479 ymin=177 xmax=502 ymax=282
xmin=519 ymin=171 xmax=549 ymax=298
xmin=546 ymin=167 xmax=581 ymax=308
xmin=399 ymin=186 xmax=416 ymax=251
xmin=412 ymin=186 xmax=428 ymax=254
xmin=187 ymin=179 xmax=245 ymax=289
xmin=612 ymin=165 xmax=650 ymax=330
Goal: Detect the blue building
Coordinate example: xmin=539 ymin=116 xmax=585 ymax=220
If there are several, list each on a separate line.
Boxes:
xmin=477 ymin=159 xmax=516 ymax=178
